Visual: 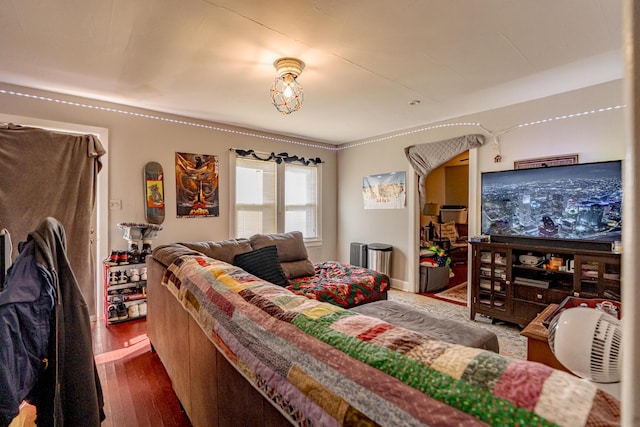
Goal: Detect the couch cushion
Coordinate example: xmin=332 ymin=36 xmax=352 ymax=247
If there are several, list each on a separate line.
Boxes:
xmin=279 ymin=259 xmax=315 ymax=280
xmin=249 ymin=231 xmax=315 ymax=279
xmin=249 ymin=231 xmax=307 ymax=262
xmin=152 ymin=243 xmax=203 ymax=267
xmin=181 ymin=238 xmax=252 ymax=264
xmin=350 ymin=300 xmax=499 ymax=352
xmin=233 ymin=245 xmax=288 ymax=287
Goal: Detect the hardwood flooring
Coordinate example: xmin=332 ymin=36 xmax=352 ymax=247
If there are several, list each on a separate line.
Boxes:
xmin=12 ymin=319 xmax=190 ymax=427
xmin=92 ymin=319 xmax=192 ymax=427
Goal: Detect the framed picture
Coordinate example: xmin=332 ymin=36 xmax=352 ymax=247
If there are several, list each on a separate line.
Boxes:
xmin=362 ymin=171 xmax=406 ymax=209
xmin=175 ymin=152 xmax=219 ymax=217
xmin=514 ymin=154 xmax=578 ymax=170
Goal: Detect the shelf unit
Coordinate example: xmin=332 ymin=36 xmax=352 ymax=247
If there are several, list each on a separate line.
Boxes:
xmin=470 ymin=239 xmax=621 ymax=325
xmin=103 ymin=261 xmax=147 ymax=324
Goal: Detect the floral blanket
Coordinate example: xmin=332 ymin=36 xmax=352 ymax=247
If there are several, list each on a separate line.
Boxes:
xmin=286 ymin=261 xmax=390 ymax=308
xmin=162 ymin=255 xmax=620 ymax=427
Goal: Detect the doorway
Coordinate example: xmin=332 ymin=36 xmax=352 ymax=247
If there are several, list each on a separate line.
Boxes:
xmin=421 ymin=150 xmax=469 ymax=290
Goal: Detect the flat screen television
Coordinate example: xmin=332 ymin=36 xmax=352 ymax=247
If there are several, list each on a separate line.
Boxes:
xmin=481 ymin=160 xmax=622 ymax=242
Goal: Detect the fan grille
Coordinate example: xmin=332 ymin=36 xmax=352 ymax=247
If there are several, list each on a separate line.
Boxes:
xmin=590 ymin=317 xmax=622 ymax=382
xmin=548 ymin=309 xmax=622 ymax=383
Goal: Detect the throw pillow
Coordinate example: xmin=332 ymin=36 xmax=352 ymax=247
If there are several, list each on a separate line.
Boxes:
xmin=249 ymin=231 xmax=309 ymax=262
xmin=233 ymin=245 xmax=289 ymax=287
xmin=281 ymin=259 xmax=316 ymax=279
xmin=249 ymin=231 xmax=315 ymax=279
xmin=435 ymin=221 xmax=459 ymax=241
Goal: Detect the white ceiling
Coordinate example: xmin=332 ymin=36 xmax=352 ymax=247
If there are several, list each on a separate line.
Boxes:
xmin=0 ymin=0 xmax=623 ymax=144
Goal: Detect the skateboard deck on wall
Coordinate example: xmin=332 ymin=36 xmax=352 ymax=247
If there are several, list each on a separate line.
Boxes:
xmin=144 ymin=161 xmax=165 ymax=224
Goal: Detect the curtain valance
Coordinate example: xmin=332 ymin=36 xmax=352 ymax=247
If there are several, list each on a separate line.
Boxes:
xmin=233 ymin=148 xmax=322 ymax=166
xmin=404 ymin=134 xmax=485 ymax=208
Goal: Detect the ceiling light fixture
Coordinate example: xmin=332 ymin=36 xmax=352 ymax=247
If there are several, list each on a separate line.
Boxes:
xmin=270 ymin=57 xmax=305 ymax=114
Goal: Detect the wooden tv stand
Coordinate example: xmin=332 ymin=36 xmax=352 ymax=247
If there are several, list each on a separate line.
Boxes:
xmin=470 ymin=238 xmax=621 ymax=326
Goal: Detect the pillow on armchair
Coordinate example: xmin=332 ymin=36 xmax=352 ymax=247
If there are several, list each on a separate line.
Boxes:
xmin=435 ymin=221 xmax=459 ymax=242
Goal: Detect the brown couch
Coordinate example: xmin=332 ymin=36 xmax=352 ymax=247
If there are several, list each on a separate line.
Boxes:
xmin=146 ymin=234 xmax=620 ymax=427
xmin=152 ymin=231 xmax=389 ymax=308
xmin=147 ymin=254 xmax=291 ymax=426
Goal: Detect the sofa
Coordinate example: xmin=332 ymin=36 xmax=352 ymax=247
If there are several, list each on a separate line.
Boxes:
xmin=157 ymin=231 xmax=390 ymax=308
xmin=146 ymin=233 xmax=620 ymax=427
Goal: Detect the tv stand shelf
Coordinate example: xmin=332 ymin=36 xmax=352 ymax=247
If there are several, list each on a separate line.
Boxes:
xmin=470 ymin=239 xmax=621 ymax=325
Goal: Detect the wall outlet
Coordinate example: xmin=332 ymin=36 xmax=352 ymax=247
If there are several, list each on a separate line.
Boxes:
xmin=109 ymin=199 xmax=122 ymax=210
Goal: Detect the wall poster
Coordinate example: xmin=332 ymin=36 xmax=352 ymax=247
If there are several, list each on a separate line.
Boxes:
xmin=362 ymin=171 xmax=406 ymax=209
xmin=175 ymin=152 xmax=219 ymax=217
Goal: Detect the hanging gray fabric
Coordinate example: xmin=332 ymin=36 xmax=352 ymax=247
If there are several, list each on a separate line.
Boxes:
xmin=0 ymin=123 xmax=105 ymax=316
xmin=405 ymin=134 xmax=485 ymax=208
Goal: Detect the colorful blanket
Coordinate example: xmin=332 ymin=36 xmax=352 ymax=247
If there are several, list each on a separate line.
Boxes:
xmin=162 ymin=255 xmax=620 ymax=427
xmin=286 ymin=261 xmax=389 ymax=308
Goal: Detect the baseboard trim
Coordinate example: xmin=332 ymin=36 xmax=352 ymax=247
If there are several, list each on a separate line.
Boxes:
xmin=390 ymin=278 xmax=413 ymax=293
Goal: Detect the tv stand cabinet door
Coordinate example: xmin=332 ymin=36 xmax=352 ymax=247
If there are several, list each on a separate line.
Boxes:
xmin=471 ymin=243 xmax=511 ymax=322
xmin=573 ymin=253 xmax=621 ymax=298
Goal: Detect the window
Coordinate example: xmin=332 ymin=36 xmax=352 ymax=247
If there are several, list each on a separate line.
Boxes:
xmin=235 ymin=159 xmax=276 ymax=237
xmin=234 ymin=157 xmax=319 ymax=239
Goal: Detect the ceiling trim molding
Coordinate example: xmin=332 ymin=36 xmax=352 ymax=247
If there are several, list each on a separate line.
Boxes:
xmin=0 ymin=88 xmax=338 ymax=152
xmin=1 ymin=88 xmax=626 ymax=154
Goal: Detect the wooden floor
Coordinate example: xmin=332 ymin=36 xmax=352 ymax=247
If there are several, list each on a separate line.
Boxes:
xmin=92 ymin=318 xmax=192 ymax=427
xmin=12 ymin=319 xmax=191 ymax=427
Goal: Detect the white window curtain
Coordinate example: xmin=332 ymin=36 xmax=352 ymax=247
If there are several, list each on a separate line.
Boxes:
xmin=236 ymin=158 xmax=277 ymax=237
xmin=284 ymin=163 xmax=318 ymax=237
xmin=233 ymin=149 xmax=321 ymax=239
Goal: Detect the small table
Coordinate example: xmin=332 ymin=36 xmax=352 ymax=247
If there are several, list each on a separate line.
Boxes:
xmin=521 ymin=304 xmax=622 ymax=398
xmin=520 ymin=304 xmax=571 ymax=373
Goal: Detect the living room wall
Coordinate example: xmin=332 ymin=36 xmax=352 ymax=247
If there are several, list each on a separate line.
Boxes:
xmin=0 ymin=79 xmax=626 ymax=294
xmin=337 ymin=79 xmax=625 ymax=291
xmin=0 ymin=83 xmax=338 ymax=267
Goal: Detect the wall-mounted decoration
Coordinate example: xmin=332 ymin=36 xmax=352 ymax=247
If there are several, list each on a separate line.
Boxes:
xmin=514 ymin=154 xmax=578 ymax=170
xmin=362 ymin=171 xmax=406 ymax=210
xmin=175 ymin=152 xmax=219 ymax=218
xmin=144 ymin=161 xmax=165 ymax=224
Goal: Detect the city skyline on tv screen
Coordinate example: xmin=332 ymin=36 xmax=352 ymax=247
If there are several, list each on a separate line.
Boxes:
xmin=481 ymin=160 xmax=622 ymax=242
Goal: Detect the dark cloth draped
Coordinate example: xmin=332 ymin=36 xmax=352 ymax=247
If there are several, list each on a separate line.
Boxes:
xmin=0 ymin=123 xmax=105 ymax=316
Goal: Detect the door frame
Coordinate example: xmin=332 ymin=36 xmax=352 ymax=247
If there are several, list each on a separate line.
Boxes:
xmin=412 ymin=147 xmax=479 ymax=300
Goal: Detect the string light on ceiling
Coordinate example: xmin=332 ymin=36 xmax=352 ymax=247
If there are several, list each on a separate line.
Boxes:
xmin=270 ymin=57 xmax=305 ymax=114
xmin=0 ymin=89 xmax=625 ymax=150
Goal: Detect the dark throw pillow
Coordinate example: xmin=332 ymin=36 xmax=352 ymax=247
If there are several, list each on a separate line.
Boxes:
xmin=233 ymin=245 xmax=289 ymax=287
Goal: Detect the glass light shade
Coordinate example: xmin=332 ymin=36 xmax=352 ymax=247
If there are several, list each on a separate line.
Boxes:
xmin=270 ymin=73 xmax=304 ymax=114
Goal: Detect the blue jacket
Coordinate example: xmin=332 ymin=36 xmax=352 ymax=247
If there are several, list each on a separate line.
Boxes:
xmin=0 ymin=239 xmax=56 ymax=426
xmin=0 ymin=217 xmax=104 ymax=427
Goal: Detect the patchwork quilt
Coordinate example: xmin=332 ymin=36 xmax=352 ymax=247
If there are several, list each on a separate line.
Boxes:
xmin=287 ymin=261 xmax=390 ymax=308
xmin=162 ymin=255 xmax=620 ymax=427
